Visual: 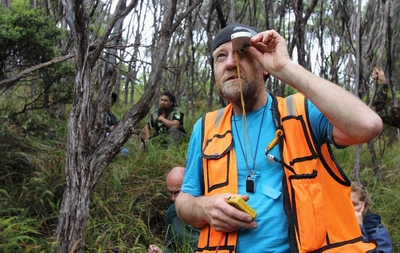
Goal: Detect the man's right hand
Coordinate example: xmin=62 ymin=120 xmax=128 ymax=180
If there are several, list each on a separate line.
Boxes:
xmin=176 ymin=192 xmax=258 ymax=233
xmin=372 ymin=67 xmax=387 ymax=84
xmin=204 ymin=194 xmax=258 ymax=232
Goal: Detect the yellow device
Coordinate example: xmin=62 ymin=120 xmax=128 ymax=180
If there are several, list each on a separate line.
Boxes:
xmin=226 ymin=196 xmax=257 ymax=220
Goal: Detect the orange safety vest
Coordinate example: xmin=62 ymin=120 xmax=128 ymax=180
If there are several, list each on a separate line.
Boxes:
xmin=198 ymin=93 xmax=377 ymax=253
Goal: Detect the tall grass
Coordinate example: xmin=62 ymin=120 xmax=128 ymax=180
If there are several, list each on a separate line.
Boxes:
xmin=84 ymin=134 xmax=190 ymax=252
xmin=0 ymin=113 xmax=66 ymax=252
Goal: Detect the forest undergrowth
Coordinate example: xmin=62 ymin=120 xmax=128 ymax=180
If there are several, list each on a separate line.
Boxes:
xmin=0 ymin=106 xmax=399 ymax=252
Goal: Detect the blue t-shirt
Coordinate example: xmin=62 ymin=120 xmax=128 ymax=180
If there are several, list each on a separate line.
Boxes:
xmin=181 ymin=93 xmax=333 ymax=252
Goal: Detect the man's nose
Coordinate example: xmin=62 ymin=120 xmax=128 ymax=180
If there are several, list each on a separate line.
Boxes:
xmin=226 ymin=51 xmax=238 ymax=69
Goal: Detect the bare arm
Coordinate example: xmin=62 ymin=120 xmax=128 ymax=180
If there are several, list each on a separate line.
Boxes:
xmin=280 ymin=62 xmax=381 ymax=146
xmin=247 ymin=30 xmax=382 ymax=146
xmin=144 ymin=124 xmax=151 ymax=140
xmin=175 ymin=192 xmax=257 ymax=232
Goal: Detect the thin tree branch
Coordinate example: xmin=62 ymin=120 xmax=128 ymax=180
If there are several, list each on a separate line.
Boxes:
xmin=0 ymin=54 xmax=75 ymax=92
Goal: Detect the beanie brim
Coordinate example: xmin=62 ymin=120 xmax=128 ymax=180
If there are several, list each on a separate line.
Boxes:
xmin=211 ymin=23 xmax=259 ymax=52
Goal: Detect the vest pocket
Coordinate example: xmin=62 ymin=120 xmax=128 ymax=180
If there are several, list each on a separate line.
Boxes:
xmin=289 ymin=171 xmax=327 ymax=251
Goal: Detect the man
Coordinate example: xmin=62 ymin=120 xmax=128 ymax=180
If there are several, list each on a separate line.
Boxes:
xmin=144 ymin=92 xmax=186 ymax=144
xmin=371 ymin=66 xmax=400 ymax=128
xmin=105 ymin=92 xmax=129 ymax=154
xmin=105 ymin=92 xmax=119 ymax=133
xmin=148 ymin=167 xmax=200 ymax=253
xmin=175 ymin=23 xmax=382 ymax=252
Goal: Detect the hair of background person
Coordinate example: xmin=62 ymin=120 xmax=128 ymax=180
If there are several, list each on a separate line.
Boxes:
xmin=351 ymin=181 xmax=372 ymax=214
xmin=162 ymin=91 xmax=177 ymax=107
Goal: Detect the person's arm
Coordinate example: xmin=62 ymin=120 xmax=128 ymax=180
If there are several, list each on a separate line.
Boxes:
xmin=372 ymin=67 xmax=387 ymax=84
xmin=175 ymin=192 xmax=257 ymax=233
xmin=246 ymin=30 xmax=382 ymax=146
xmin=369 ymin=224 xmax=393 ymax=253
xmin=157 ymin=108 xmax=184 ymax=129
xmin=156 ymin=116 xmax=181 ymax=128
xmin=371 ymin=67 xmax=400 ymax=128
xmin=106 ymin=112 xmax=118 ymax=132
xmin=360 ymin=66 xmax=400 ymax=129
xmin=144 ymin=123 xmax=151 ymax=140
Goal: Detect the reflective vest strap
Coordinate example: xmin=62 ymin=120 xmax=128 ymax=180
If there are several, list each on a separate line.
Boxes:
xmin=278 ymin=94 xmax=318 ymax=172
xmin=285 ymin=94 xmax=296 ymax=116
xmin=201 ymin=105 xmax=237 ymax=195
xmin=198 ymin=105 xmax=239 ymax=252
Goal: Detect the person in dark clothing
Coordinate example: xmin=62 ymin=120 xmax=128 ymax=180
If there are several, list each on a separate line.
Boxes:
xmin=351 ymin=181 xmax=393 ymax=253
xmin=106 ymin=92 xmax=119 ymax=133
xmin=148 ymin=167 xmax=199 ymax=253
xmin=105 ymin=92 xmax=128 ymax=154
xmin=371 ymin=67 xmax=400 ymax=128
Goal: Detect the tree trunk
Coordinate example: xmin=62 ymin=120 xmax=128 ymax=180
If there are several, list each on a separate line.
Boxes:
xmin=354 ymin=0 xmax=363 ymax=180
xmin=290 ymin=0 xmax=319 ymax=69
xmin=54 ymin=4 xmax=96 ymax=243
xmin=53 ymin=0 xmax=197 ymax=250
xmin=54 ymin=0 xmax=137 ymax=251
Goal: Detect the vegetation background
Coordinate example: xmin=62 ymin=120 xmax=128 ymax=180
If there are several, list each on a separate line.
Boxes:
xmin=0 ymin=0 xmax=399 ymax=252
xmin=1 ymin=100 xmax=400 ymax=252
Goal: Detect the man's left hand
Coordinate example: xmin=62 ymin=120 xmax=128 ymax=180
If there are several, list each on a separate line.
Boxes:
xmin=245 ymin=29 xmax=291 ymax=78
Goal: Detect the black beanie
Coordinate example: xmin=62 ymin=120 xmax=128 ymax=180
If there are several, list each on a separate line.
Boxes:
xmin=211 ymin=23 xmax=259 ymax=52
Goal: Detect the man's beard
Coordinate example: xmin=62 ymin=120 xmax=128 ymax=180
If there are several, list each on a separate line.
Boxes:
xmin=160 ymin=104 xmax=170 ymax=110
xmin=218 ymin=78 xmax=259 ymax=104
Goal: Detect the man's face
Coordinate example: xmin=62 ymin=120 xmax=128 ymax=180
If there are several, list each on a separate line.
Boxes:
xmin=165 ymin=182 xmax=181 ymax=202
xmin=159 ymin=95 xmax=173 ymax=111
xmin=212 ymin=41 xmax=265 ymax=103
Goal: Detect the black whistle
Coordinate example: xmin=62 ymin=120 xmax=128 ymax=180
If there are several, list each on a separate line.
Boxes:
xmin=246 ymin=176 xmax=255 ymax=193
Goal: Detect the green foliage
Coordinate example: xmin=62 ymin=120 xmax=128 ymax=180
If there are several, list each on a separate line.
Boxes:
xmin=0 ymin=109 xmax=66 ymax=252
xmin=0 ymin=2 xmax=74 ymax=120
xmin=0 ymin=216 xmax=45 ymax=252
xmin=84 ymin=134 xmax=189 ymax=252
xmin=0 ymin=2 xmax=64 ymax=71
xmin=163 ymin=223 xmax=198 ymax=253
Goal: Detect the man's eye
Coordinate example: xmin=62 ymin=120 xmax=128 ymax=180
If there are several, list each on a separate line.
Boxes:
xmin=216 ymin=53 xmax=227 ymax=59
